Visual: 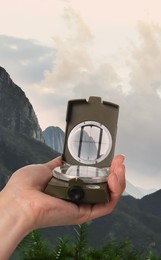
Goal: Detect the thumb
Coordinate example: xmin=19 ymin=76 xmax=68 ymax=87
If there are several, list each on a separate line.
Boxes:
xmin=45 ymin=156 xmax=62 ymax=171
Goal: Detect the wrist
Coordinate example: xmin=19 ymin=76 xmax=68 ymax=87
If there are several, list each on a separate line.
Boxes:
xmin=0 ymin=189 xmax=32 ymax=259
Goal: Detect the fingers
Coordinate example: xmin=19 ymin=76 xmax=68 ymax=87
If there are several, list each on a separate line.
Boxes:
xmin=110 ymin=154 xmax=125 ymax=174
xmin=45 ymin=156 xmax=62 ymax=171
xmin=37 ymin=157 xmax=62 ymax=189
xmin=109 ymin=154 xmax=125 ymax=193
xmin=104 ymin=155 xmax=125 ymax=212
xmin=109 ymin=166 xmax=125 ymax=193
xmin=109 ymin=154 xmax=125 ymax=195
xmin=81 ymin=155 xmax=126 ymax=221
xmin=9 ymin=157 xmax=63 ymax=190
xmin=12 ymin=154 xmax=125 ymax=228
xmin=42 ymin=154 xmax=125 ymax=224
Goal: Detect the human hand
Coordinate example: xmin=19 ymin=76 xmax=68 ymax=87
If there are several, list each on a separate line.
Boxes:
xmin=2 ymin=155 xmax=125 ymax=230
xmin=0 ymin=155 xmax=125 ymax=259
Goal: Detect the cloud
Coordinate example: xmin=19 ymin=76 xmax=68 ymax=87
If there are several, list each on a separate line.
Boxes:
xmin=0 ymin=35 xmax=55 ymax=84
xmin=0 ymin=34 xmax=61 ymax=129
xmin=117 ymin=21 xmax=161 ymax=187
xmin=40 ymin=6 xmax=95 ymax=97
xmin=39 ymin=6 xmax=122 ymax=101
xmin=128 ymin=22 xmax=161 ymax=94
xmin=34 ymin=6 xmax=123 ymax=131
xmin=38 ymin=11 xmax=161 ymax=188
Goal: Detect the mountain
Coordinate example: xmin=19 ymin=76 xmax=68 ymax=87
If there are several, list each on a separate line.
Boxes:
xmin=136 ymin=186 xmax=157 ymax=197
xmin=124 ymin=180 xmax=144 ymax=198
xmin=124 ymin=180 xmax=157 ymax=198
xmin=42 ymin=190 xmax=161 ymax=255
xmin=139 ymin=189 xmax=161 ymax=216
xmin=0 ymin=66 xmax=43 ymax=141
xmin=0 ymin=67 xmax=59 ymax=189
xmin=43 ymin=126 xmax=65 ymax=153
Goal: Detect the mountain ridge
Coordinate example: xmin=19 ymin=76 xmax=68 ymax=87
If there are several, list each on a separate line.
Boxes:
xmin=0 ymin=66 xmax=59 ymax=188
xmin=43 ymin=126 xmax=65 ymax=153
xmin=0 ymin=66 xmax=43 ymax=141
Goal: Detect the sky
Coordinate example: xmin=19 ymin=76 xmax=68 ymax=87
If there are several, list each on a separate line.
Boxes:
xmin=0 ymin=0 xmax=161 ymax=190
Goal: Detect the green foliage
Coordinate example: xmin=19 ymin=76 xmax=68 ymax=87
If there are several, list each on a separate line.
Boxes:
xmin=145 ymin=250 xmax=161 ymax=260
xmin=52 ymin=223 xmax=90 ymax=260
xmin=53 ymin=237 xmax=73 ymax=259
xmin=13 ymin=225 xmax=161 ymax=260
xmin=101 ymin=240 xmax=140 ymax=260
xmin=73 ymin=224 xmax=89 ymax=259
xmin=17 ymin=231 xmax=54 ymax=260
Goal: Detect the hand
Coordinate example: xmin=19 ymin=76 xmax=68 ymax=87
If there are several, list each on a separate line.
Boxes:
xmin=0 ymin=155 xmax=125 ymax=259
xmin=3 ymin=155 xmax=125 ymax=228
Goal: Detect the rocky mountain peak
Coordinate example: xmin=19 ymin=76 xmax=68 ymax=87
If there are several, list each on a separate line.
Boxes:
xmin=0 ymin=66 xmax=11 ymax=82
xmin=0 ymin=66 xmax=43 ymax=141
xmin=43 ymin=126 xmax=64 ymax=153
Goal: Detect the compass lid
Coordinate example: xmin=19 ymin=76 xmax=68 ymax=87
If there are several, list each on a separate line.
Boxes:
xmin=62 ymin=96 xmax=119 ymax=168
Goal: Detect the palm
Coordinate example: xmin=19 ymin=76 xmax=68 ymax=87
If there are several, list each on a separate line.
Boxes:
xmin=6 ymin=155 xmax=125 ymax=230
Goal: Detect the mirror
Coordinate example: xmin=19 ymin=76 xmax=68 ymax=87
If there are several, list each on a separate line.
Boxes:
xmin=68 ymin=121 xmax=112 ymax=164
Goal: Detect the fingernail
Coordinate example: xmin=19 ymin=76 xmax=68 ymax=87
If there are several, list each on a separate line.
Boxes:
xmin=121 ymin=154 xmax=125 ymax=161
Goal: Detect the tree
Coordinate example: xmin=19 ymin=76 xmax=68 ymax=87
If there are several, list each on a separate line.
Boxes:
xmin=14 ymin=224 xmax=161 ymax=260
xmin=16 ymin=231 xmax=54 ymax=260
xmin=53 ymin=237 xmax=73 ymax=259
